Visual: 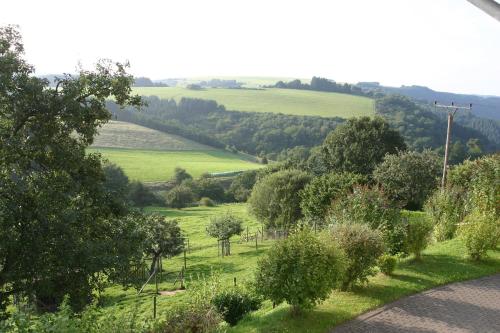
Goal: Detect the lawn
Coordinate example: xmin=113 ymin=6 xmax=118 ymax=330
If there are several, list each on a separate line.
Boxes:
xmin=132 ymin=87 xmax=374 ymax=119
xmin=98 ymin=205 xmax=500 ymax=333
xmin=88 ymin=148 xmax=263 ymax=182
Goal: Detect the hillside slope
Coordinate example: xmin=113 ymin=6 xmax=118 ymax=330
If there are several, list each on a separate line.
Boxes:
xmin=93 ymin=121 xmax=214 ymax=151
xmin=132 ymin=87 xmax=374 ymax=118
xmin=90 ymin=121 xmax=263 ymax=182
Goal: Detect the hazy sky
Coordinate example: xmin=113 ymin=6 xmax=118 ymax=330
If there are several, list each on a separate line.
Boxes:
xmin=1 ymin=0 xmax=500 ymax=95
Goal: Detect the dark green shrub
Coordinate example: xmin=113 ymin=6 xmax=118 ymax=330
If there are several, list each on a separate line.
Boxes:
xmin=212 ymin=288 xmax=261 ymax=326
xmin=407 ymin=216 xmax=433 ymax=261
xmin=329 ymin=186 xmax=405 ymax=254
xmin=459 ymin=211 xmax=500 ymax=261
xmin=330 ymin=224 xmax=385 ymax=290
xmin=373 ymin=150 xmax=441 ymax=210
xmin=425 ymin=187 xmax=467 ymax=241
xmin=321 ymin=116 xmax=406 ymax=175
xmin=300 ymin=172 xmax=366 ymax=221
xmin=165 ymin=185 xmax=194 ymax=208
xmin=255 ymin=229 xmax=345 ymax=314
xmin=128 ymin=181 xmax=161 ymax=207
xmin=199 ymin=197 xmax=216 ymax=207
xmin=194 ymin=178 xmax=226 ymax=202
xmin=248 ymin=169 xmax=312 ymax=229
xmin=172 ymin=167 xmax=192 ymax=185
xmin=228 ymin=170 xmax=258 ymax=202
xmin=377 ymin=254 xmax=397 ymax=275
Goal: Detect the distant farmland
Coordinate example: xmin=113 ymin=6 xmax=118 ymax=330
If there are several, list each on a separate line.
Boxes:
xmin=90 ymin=148 xmax=263 ymax=182
xmin=93 ymin=121 xmax=213 ymax=151
xmin=90 ymin=121 xmax=263 ymax=182
xmin=132 ymin=87 xmax=374 ymax=119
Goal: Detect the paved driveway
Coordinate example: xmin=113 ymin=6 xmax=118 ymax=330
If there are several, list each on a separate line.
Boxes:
xmin=331 ymin=274 xmax=500 ymax=333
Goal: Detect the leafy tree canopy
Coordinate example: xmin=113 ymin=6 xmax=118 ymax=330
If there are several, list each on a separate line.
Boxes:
xmin=248 ymin=169 xmax=312 ymax=229
xmin=0 ymin=26 xmax=143 ymax=314
xmin=321 ymin=117 xmax=407 ymax=175
xmin=373 ymin=150 xmax=441 ymax=210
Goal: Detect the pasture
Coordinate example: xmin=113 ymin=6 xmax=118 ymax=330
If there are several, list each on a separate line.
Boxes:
xmin=99 ymin=204 xmax=500 ymax=333
xmin=93 ymin=121 xmax=214 ymax=151
xmin=132 ymin=87 xmax=374 ymax=119
xmin=89 ymin=147 xmax=263 ymax=182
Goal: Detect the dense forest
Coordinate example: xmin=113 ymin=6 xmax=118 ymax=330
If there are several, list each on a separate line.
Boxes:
xmin=375 ymin=95 xmax=499 ymax=160
xmin=107 ymin=97 xmax=344 ymax=158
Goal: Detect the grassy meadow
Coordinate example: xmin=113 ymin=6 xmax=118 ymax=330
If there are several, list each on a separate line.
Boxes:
xmin=93 ymin=121 xmax=214 ymax=151
xmin=132 ymin=87 xmax=374 ymax=119
xmin=89 ymin=148 xmax=263 ymax=182
xmin=90 ymin=121 xmax=263 ymax=182
xmin=99 ymin=204 xmax=500 ymax=333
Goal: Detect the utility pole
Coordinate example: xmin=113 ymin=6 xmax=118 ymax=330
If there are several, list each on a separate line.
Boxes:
xmin=434 ymin=101 xmax=472 ymax=188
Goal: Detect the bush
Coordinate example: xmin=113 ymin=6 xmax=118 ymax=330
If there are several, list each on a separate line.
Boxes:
xmin=212 ymin=287 xmax=261 ymax=326
xmin=255 ymin=229 xmax=345 ymax=314
xmin=425 ymin=187 xmax=467 ymax=241
xmin=459 ymin=211 xmax=500 ymax=261
xmin=373 ymin=150 xmax=441 ymax=210
xmin=448 ymin=154 xmax=499 ymax=217
xmin=407 ymin=216 xmax=433 ymax=261
xmin=128 ymin=181 xmax=161 ymax=207
xmin=300 ymin=172 xmax=366 ymax=221
xmin=228 ymin=170 xmax=258 ymax=202
xmin=330 ymin=224 xmax=385 ymax=290
xmin=0 ymin=296 xmax=158 ymax=333
xmin=165 ymin=185 xmax=194 ymax=208
xmin=248 ymin=169 xmax=312 ymax=229
xmin=199 ymin=197 xmax=216 ymax=207
xmin=161 ymin=272 xmax=223 ymax=333
xmin=377 ymin=254 xmax=397 ymax=275
xmin=194 ymin=178 xmax=226 ymax=202
xmin=328 ymin=186 xmax=405 ymax=254
xmin=172 ymin=167 xmax=192 ymax=185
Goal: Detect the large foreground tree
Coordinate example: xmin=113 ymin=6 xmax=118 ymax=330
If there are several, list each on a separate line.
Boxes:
xmin=0 ymin=26 xmax=143 ymax=314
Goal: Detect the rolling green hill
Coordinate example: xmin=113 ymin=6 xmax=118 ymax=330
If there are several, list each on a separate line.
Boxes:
xmin=90 ymin=121 xmax=263 ymax=182
xmin=93 ymin=121 xmax=214 ymax=151
xmin=132 ymin=87 xmax=374 ymax=118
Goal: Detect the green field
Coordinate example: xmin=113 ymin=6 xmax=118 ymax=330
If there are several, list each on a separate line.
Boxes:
xmin=132 ymin=87 xmax=374 ymax=119
xmin=99 ymin=204 xmax=500 ymax=332
xmin=89 ymin=148 xmax=263 ymax=182
xmin=93 ymin=121 xmax=214 ymax=151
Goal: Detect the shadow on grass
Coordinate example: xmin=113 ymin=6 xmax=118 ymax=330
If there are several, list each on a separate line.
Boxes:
xmin=235 ymin=303 xmax=353 ymax=333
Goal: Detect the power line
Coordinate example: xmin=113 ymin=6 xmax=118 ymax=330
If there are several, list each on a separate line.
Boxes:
xmin=434 ymin=101 xmax=472 ymax=188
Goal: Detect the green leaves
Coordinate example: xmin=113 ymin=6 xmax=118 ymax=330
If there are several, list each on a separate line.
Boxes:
xmin=0 ymin=26 xmax=145 ymax=314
